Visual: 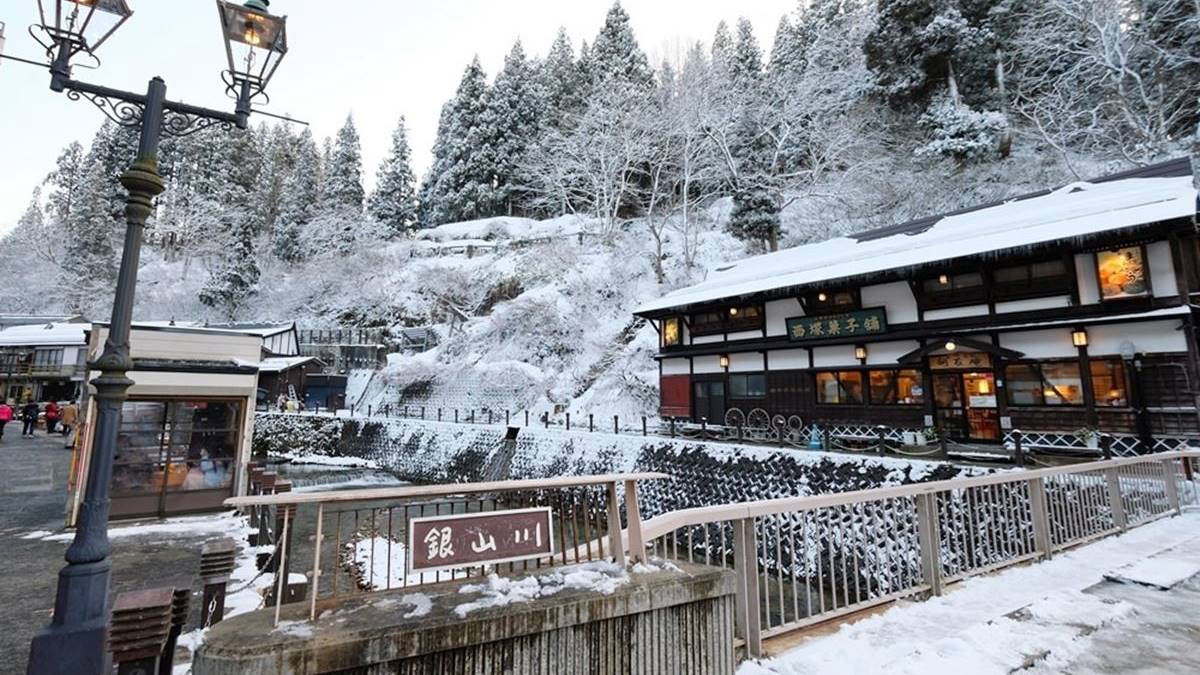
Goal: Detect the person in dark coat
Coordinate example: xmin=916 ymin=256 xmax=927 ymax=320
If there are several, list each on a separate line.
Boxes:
xmin=21 ymin=400 xmax=39 ymax=437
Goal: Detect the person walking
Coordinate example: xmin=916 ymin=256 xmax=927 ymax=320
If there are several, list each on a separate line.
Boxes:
xmin=44 ymin=400 xmax=60 ymax=434
xmin=0 ymin=400 xmax=12 ymax=442
xmin=21 ymin=400 xmax=39 ymax=437
xmin=60 ymin=400 xmax=79 ymax=448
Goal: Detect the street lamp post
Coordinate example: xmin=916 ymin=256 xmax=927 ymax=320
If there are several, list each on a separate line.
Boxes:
xmin=6 ymin=2 xmax=291 ymax=673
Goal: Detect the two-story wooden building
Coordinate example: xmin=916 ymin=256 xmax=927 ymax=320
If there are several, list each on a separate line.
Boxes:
xmin=635 ymin=158 xmax=1200 ymax=454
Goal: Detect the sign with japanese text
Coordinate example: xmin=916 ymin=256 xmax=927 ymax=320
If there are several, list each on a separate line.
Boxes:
xmin=929 ymin=352 xmax=992 ymax=370
xmin=407 ymin=507 xmax=554 ymax=574
xmin=786 ymin=308 xmax=887 ymax=343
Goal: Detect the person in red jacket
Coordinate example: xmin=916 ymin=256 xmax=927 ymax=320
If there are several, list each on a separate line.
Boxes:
xmin=44 ymin=401 xmax=61 ymax=434
xmin=0 ymin=401 xmax=12 ymax=442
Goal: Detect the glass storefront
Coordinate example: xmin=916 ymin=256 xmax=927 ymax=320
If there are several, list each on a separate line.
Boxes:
xmin=111 ymin=398 xmax=243 ymax=518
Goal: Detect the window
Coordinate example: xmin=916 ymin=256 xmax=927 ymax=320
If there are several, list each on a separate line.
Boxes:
xmin=33 ymin=348 xmax=64 ymax=368
xmin=993 ymin=259 xmax=1070 ymax=300
xmin=661 ymin=317 xmax=681 ymax=348
xmin=1096 ymin=247 xmax=1149 ymax=300
xmin=806 ymin=289 xmax=859 ymax=311
xmin=1004 ymin=362 xmax=1084 ymax=406
xmin=112 ymin=399 xmax=242 ymax=496
xmin=689 ymin=304 xmax=764 ymax=336
xmin=921 ymin=272 xmax=987 ymax=308
xmin=869 ymin=369 xmax=925 ymax=405
xmin=1091 ymin=359 xmax=1128 ymax=407
xmin=815 ymin=371 xmax=863 ymax=404
xmin=729 ymin=373 xmax=767 ymax=398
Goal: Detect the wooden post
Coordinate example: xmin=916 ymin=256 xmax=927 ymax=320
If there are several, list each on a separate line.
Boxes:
xmin=732 ymin=518 xmax=762 ymax=658
xmin=737 ymin=421 xmax=743 ymax=444
xmin=1162 ymin=458 xmax=1182 ymax=515
xmin=1013 ymin=429 xmax=1025 ymax=466
xmin=1100 ymin=433 xmax=1113 ymax=460
xmin=642 ymin=416 xmax=647 ymax=436
xmin=1105 ymin=467 xmax=1128 ymax=530
xmin=701 ymin=416 xmax=707 ymax=437
xmin=506 ymin=410 xmax=510 ymax=425
xmin=524 ymin=410 xmax=529 ymax=426
xmin=605 ymin=482 xmax=626 ymax=566
xmin=822 ymin=426 xmax=831 ymax=451
xmin=876 ymin=425 xmax=887 ymax=456
xmin=421 ymin=406 xmax=425 ymax=420
xmin=273 ymin=509 xmax=291 ymax=626
xmin=589 ymin=413 xmax=594 ymax=432
xmin=566 ymin=412 xmax=571 ymax=431
xmin=670 ymin=418 xmax=676 ymax=438
xmin=310 ymin=503 xmax=323 ymax=621
xmin=1028 ymin=477 xmax=1053 ymax=560
xmin=613 ymin=415 xmax=619 ymax=434
xmin=623 ymin=479 xmax=645 ymax=563
xmin=915 ymin=493 xmax=943 ymax=596
xmin=488 ymin=410 xmax=493 ymax=425
xmin=470 ymin=410 xmax=475 ymax=424
xmin=454 ymin=409 xmax=458 ymax=423
xmin=160 ymin=589 xmax=189 ymax=675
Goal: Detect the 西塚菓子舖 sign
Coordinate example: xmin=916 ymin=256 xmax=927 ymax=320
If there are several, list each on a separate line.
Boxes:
xmin=407 ymin=507 xmax=554 ymax=574
xmin=786 ymin=308 xmax=887 ymax=343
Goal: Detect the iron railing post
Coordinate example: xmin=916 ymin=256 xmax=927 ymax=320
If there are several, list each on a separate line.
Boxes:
xmin=732 ymin=518 xmax=762 ymax=658
xmin=1104 ymin=467 xmax=1128 ymax=530
xmin=914 ymin=492 xmax=943 ymax=596
xmin=1029 ymin=477 xmax=1053 ymax=559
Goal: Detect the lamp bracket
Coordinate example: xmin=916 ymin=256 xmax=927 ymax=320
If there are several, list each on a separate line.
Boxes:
xmin=65 ymin=86 xmax=143 ymax=127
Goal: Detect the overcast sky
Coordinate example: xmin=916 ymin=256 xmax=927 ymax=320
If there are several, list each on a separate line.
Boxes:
xmin=0 ymin=0 xmax=794 ymax=234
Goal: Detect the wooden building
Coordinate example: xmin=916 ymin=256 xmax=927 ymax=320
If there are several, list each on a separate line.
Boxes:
xmin=635 ymin=159 xmax=1200 ymax=454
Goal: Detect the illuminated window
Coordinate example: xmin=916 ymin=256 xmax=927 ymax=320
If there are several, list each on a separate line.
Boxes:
xmin=1090 ymin=359 xmax=1128 ymax=407
xmin=816 ymin=371 xmax=863 ymax=404
xmin=661 ymin=317 xmax=681 ymax=348
xmin=1096 ymin=247 xmax=1148 ymax=300
xmin=1004 ymin=362 xmax=1084 ymax=406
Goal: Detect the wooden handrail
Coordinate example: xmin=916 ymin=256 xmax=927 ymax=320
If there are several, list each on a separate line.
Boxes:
xmin=637 ymin=450 xmax=1199 ymax=542
xmin=225 ymin=472 xmax=671 ymax=507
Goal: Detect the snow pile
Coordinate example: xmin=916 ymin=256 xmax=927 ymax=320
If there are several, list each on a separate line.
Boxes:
xmin=1105 ymin=556 xmax=1200 ymax=590
xmin=31 ymin=511 xmax=251 ymax=542
xmin=415 ymin=214 xmax=592 ymax=243
xmin=453 ymin=560 xmax=631 ymax=618
xmin=343 ymin=537 xmax=454 ymax=589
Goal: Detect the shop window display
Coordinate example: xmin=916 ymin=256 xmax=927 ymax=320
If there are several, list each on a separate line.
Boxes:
xmin=113 ymin=399 xmax=241 ymax=497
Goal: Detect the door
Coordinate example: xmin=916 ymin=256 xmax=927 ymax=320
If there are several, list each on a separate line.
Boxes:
xmin=934 ymin=372 xmax=1000 ymax=442
xmin=693 ymin=381 xmax=726 ymax=424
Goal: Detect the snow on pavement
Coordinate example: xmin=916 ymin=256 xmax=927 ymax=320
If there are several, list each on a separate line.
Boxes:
xmin=742 ymin=512 xmax=1200 ymax=675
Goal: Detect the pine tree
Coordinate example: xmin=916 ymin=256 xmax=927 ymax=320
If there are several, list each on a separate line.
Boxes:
xmin=60 ymin=151 xmax=119 ymax=314
xmin=483 ymin=41 xmax=544 ymax=216
xmin=730 ymin=17 xmax=764 ymax=96
xmin=711 ymin=20 xmax=735 ymax=87
xmin=322 ymin=114 xmax=365 ymax=214
xmin=274 ymin=128 xmax=321 ymax=261
xmin=368 ymin=116 xmax=418 ymax=236
xmin=254 ymin=123 xmax=296 ymax=236
xmin=44 ymin=141 xmax=86 ymax=233
xmin=420 ymin=58 xmax=494 ymax=225
xmin=198 ymin=213 xmax=260 ymax=320
xmin=588 ymin=2 xmax=654 ymax=92
xmin=541 ymin=28 xmax=584 ymax=129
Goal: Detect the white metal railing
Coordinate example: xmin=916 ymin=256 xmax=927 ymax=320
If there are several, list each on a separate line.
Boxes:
xmin=637 ymin=450 xmax=1200 ymax=656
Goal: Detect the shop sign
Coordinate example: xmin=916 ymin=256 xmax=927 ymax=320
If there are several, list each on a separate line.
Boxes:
xmin=786 ymin=308 xmax=887 ymax=343
xmin=408 ymin=507 xmax=554 ymax=574
xmin=929 ymin=353 xmax=992 ymax=370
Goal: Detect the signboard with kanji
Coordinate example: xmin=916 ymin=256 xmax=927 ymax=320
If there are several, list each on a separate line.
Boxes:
xmin=407 ymin=507 xmax=554 ymax=574
xmin=929 ymin=352 xmax=992 ymax=370
xmin=786 ymin=308 xmax=888 ymax=343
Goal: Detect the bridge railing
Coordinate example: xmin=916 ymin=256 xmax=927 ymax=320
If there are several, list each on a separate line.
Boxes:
xmin=636 ymin=450 xmax=1200 ymax=657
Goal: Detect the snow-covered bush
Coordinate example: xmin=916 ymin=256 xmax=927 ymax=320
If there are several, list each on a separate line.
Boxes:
xmin=915 ymin=94 xmax=1009 ymax=163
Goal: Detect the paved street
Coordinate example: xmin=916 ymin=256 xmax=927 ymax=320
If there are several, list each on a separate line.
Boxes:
xmin=0 ymin=433 xmax=232 ymax=675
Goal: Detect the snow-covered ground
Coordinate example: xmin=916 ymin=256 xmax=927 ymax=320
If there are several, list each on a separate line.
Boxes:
xmin=742 ymin=511 xmax=1200 ymax=675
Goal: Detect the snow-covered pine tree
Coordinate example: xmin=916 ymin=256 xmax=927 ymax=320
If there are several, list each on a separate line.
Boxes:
xmin=322 ymin=114 xmax=365 ymax=215
xmin=540 ymin=28 xmax=584 ymax=130
xmin=482 ymin=41 xmax=544 ymax=216
xmin=711 ymin=20 xmax=735 ymax=88
xmin=725 ymin=18 xmax=781 ymax=251
xmin=254 ymin=123 xmax=297 ymax=237
xmin=274 ymin=127 xmax=321 ymax=261
xmin=198 ymin=212 xmax=260 ymax=320
xmin=420 ymin=58 xmax=495 ymax=225
xmin=368 ymin=115 xmax=418 ymax=236
xmin=588 ymin=2 xmax=655 ymax=93
xmin=59 ymin=150 xmax=119 ymax=314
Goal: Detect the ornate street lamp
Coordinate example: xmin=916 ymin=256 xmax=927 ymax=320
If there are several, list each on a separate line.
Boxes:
xmin=8 ymin=3 xmax=294 ymax=674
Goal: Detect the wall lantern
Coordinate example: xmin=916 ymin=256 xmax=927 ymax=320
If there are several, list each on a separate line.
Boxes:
xmin=729 ymin=307 xmax=739 ymax=316
xmin=817 ymin=292 xmax=828 ymax=302
xmin=938 ymin=274 xmax=950 ymax=285
xmin=854 ymin=345 xmax=867 ymax=362
xmin=719 ymin=354 xmax=730 ymax=369
xmin=944 ymin=341 xmax=957 ymax=352
xmin=1072 ymin=328 xmax=1089 ymax=348
xmin=978 ymin=378 xmax=991 ymax=395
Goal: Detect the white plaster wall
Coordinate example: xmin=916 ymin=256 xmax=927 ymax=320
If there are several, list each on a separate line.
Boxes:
xmin=1147 ymin=241 xmax=1178 ymax=297
xmin=765 ymin=298 xmax=803 ymax=336
xmin=768 ymin=348 xmax=809 ymax=370
xmin=1089 ymin=320 xmax=1187 ymax=355
xmin=864 ymin=340 xmax=921 ymax=366
xmin=812 ymin=345 xmax=859 ymax=368
xmin=995 ymin=296 xmax=1071 ymax=314
xmin=727 ymin=330 xmax=763 ymax=342
xmin=729 ymin=352 xmax=764 ymax=372
xmin=661 ymin=358 xmax=690 ymax=375
xmin=1076 ymin=253 xmax=1100 ymax=304
xmin=693 ymin=355 xmax=724 ymax=374
xmin=924 ymin=305 xmax=990 ymax=321
xmin=62 ymin=346 xmax=81 ymax=366
xmin=691 ymin=334 xmax=724 ymax=345
xmin=862 ymin=282 xmax=919 ymax=323
xmin=999 ymin=329 xmax=1078 ymax=359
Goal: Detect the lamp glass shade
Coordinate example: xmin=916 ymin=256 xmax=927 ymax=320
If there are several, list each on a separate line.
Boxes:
xmin=719 ymin=355 xmax=730 ymax=368
xmin=944 ymin=341 xmax=956 ymax=352
xmin=219 ymin=1 xmax=287 ymax=53
xmin=817 ymin=292 xmax=827 ymax=302
xmin=1072 ymin=329 xmax=1088 ymax=347
xmin=69 ymin=0 xmax=133 ymax=17
xmin=854 ymin=346 xmax=867 ymax=360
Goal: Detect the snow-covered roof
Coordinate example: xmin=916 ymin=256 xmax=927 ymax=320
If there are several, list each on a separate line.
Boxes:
xmin=254 ymin=356 xmax=318 ymax=373
xmin=636 ymin=172 xmax=1198 ymax=315
xmin=0 ymin=322 xmax=88 ymax=347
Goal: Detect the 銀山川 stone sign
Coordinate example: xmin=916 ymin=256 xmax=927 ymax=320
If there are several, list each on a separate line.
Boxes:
xmin=407 ymin=507 xmax=554 ymax=573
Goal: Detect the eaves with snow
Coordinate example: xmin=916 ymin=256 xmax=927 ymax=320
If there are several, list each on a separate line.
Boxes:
xmin=635 ymin=158 xmax=1199 ymax=317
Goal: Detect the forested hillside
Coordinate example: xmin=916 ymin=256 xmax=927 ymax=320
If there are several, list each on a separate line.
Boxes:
xmin=2 ymin=1 xmax=1196 ymax=404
